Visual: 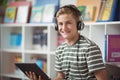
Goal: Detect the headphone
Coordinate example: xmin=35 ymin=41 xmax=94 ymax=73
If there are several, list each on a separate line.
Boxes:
xmin=54 ymin=5 xmax=85 ymax=31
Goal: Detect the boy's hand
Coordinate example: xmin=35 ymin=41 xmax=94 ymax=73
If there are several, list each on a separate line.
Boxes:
xmin=25 ymin=71 xmax=42 ymax=80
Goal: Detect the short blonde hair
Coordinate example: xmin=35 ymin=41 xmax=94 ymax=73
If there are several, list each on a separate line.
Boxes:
xmin=55 ymin=4 xmax=81 ymax=22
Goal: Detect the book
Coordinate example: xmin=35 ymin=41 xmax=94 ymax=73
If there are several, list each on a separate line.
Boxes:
xmin=101 ymin=0 xmax=114 ymax=21
xmin=77 ymin=6 xmax=86 ymax=19
xmin=41 ymin=29 xmax=47 ymax=50
xmin=106 ymin=35 xmax=120 ymax=62
xmin=84 ymin=6 xmax=96 ymax=21
xmin=14 ymin=56 xmax=22 ymax=75
xmin=97 ymin=0 xmax=107 ymax=21
xmin=104 ymin=35 xmax=107 ymax=62
xmin=42 ymin=4 xmax=56 ymax=22
xmin=114 ymin=0 xmax=120 ymax=21
xmin=78 ymin=5 xmax=96 ymax=21
xmin=36 ymin=59 xmax=43 ymax=69
xmin=30 ymin=6 xmax=44 ymax=23
xmin=10 ymin=33 xmax=22 ymax=47
xmin=99 ymin=0 xmax=118 ymax=21
xmin=8 ymin=1 xmax=32 ymax=23
xmin=32 ymin=28 xmax=43 ymax=50
xmin=76 ymin=0 xmax=102 ymax=22
xmin=4 ymin=6 xmax=16 ymax=23
xmin=15 ymin=5 xmax=30 ymax=23
xmin=34 ymin=0 xmax=59 ymax=7
xmin=36 ymin=59 xmax=47 ymax=73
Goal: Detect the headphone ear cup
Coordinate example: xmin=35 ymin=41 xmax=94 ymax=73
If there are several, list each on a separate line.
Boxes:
xmin=77 ymin=21 xmax=85 ymax=30
xmin=55 ymin=24 xmax=58 ymax=31
xmin=54 ymin=17 xmax=58 ymax=31
xmin=77 ymin=21 xmax=81 ymax=30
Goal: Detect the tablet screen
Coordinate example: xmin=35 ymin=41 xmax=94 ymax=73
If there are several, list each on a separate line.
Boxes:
xmin=15 ymin=63 xmax=51 ymax=80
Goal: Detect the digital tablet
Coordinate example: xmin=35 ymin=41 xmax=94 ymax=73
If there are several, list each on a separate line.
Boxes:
xmin=15 ymin=63 xmax=51 ymax=80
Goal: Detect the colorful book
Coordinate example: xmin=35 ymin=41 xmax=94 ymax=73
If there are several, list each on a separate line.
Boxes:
xmin=97 ymin=0 xmax=106 ymax=21
xmin=106 ymin=35 xmax=120 ymax=62
xmin=8 ymin=1 xmax=32 ymax=23
xmin=10 ymin=33 xmax=22 ymax=47
xmin=76 ymin=0 xmax=102 ymax=22
xmin=100 ymin=0 xmax=114 ymax=21
xmin=77 ymin=6 xmax=86 ymax=19
xmin=30 ymin=6 xmax=44 ymax=23
xmin=77 ymin=5 xmax=96 ymax=21
xmin=4 ymin=6 xmax=16 ymax=23
xmin=99 ymin=0 xmax=118 ymax=21
xmin=14 ymin=56 xmax=22 ymax=74
xmin=36 ymin=59 xmax=43 ymax=69
xmin=36 ymin=59 xmax=47 ymax=73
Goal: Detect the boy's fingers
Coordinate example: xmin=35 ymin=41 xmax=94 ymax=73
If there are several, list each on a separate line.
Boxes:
xmin=33 ymin=72 xmax=37 ymax=80
xmin=38 ymin=75 xmax=42 ymax=80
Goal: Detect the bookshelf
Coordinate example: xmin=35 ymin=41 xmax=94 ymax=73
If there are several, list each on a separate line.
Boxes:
xmin=81 ymin=21 xmax=120 ymax=63
xmin=0 ymin=22 xmax=120 ymax=80
xmin=0 ymin=23 xmax=57 ymax=80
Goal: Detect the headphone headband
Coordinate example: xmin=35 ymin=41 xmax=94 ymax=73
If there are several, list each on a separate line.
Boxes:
xmin=55 ymin=4 xmax=81 ymax=18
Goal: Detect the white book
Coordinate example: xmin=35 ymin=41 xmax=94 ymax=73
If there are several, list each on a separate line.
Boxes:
xmin=42 ymin=4 xmax=55 ymax=22
xmin=16 ymin=6 xmax=29 ymax=23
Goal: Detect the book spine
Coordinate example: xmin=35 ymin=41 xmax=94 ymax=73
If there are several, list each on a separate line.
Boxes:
xmin=109 ymin=0 xmax=118 ymax=21
xmin=103 ymin=34 xmax=107 ymax=62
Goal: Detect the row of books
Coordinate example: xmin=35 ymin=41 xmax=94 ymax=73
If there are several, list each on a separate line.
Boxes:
xmin=9 ymin=28 xmax=47 ymax=50
xmin=104 ymin=34 xmax=120 ymax=62
xmin=4 ymin=1 xmax=58 ymax=23
xmin=3 ymin=0 xmax=120 ymax=23
xmin=32 ymin=28 xmax=47 ymax=51
xmin=76 ymin=0 xmax=120 ymax=22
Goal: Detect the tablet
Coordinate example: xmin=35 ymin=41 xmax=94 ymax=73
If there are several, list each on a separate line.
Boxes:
xmin=15 ymin=63 xmax=51 ymax=80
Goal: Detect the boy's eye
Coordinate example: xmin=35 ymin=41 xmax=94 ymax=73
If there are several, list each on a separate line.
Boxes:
xmin=67 ymin=22 xmax=71 ymax=24
xmin=58 ymin=23 xmax=63 ymax=26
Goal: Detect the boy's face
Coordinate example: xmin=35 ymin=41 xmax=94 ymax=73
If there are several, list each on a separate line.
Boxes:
xmin=57 ymin=14 xmax=78 ymax=40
